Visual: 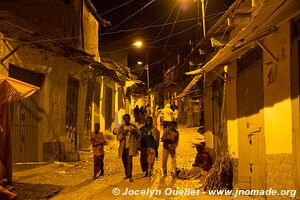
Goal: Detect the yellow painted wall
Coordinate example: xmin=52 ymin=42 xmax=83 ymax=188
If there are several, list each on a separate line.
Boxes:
xmin=226 ymin=63 xmax=239 ymax=158
xmin=262 ymin=21 xmax=295 ymax=192
xmin=263 ymin=23 xmax=293 ymax=155
xmin=83 ymin=1 xmax=100 ymax=60
xmin=0 ymin=39 xmax=88 ymax=160
xmin=203 ymin=73 xmax=214 ymax=133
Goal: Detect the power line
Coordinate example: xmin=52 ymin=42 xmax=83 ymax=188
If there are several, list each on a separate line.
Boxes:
xmin=163 ymin=7 xmax=181 ymax=50
xmin=101 ymin=17 xmax=198 ymax=36
xmin=3 ymin=11 xmax=224 ymax=47
xmin=101 ymin=11 xmax=224 ymax=47
xmin=100 ymin=0 xmax=137 ymax=16
xmin=108 ymin=0 xmax=157 ymax=32
xmin=101 ymin=24 xmax=199 ymax=54
xmin=153 ymin=2 xmax=178 ymax=43
xmin=100 ymin=6 xmax=176 ymax=48
xmin=149 ymin=23 xmax=199 ymax=45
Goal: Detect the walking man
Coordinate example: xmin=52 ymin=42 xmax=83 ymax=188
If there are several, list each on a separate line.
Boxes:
xmin=160 ymin=104 xmax=174 ymax=129
xmin=140 ymin=116 xmax=160 ymax=177
xmin=161 ymin=121 xmax=179 ymax=178
xmin=117 ymin=114 xmax=140 ymax=182
xmin=90 ymin=123 xmax=106 ymax=179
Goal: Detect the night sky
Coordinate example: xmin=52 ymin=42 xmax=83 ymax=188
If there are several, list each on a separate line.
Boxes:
xmin=91 ymin=0 xmax=234 ymax=86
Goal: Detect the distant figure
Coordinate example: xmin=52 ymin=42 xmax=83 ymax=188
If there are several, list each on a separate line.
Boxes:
xmin=192 ymin=144 xmax=212 ymax=172
xmin=90 ymin=123 xmax=106 ymax=179
xmin=140 ymin=106 xmax=145 ymax=124
xmin=173 ymin=105 xmax=179 ymax=128
xmin=160 ymin=104 xmax=174 ymax=129
xmin=193 ymin=102 xmax=201 ymax=127
xmin=117 ymin=114 xmax=140 ymax=182
xmin=139 ymin=116 xmax=160 ymax=177
xmin=161 ymin=121 xmax=179 ymax=178
xmin=186 ymin=99 xmax=194 ymax=128
xmin=133 ymin=105 xmax=140 ymax=123
xmin=146 ymin=104 xmax=151 ymax=117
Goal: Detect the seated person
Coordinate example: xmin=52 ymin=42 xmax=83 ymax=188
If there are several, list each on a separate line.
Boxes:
xmin=192 ymin=144 xmax=212 ymax=171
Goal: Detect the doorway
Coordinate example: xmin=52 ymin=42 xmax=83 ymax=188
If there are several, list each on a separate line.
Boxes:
xmin=237 ymin=47 xmax=266 ymax=190
xmin=9 ymin=64 xmax=43 ymax=162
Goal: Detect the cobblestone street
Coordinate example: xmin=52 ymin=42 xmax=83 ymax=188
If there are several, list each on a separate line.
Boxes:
xmin=10 ymin=126 xmax=253 ymax=200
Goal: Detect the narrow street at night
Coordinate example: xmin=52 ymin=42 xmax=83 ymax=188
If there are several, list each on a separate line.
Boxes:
xmin=10 ymin=126 xmax=253 ymax=200
xmin=1 ymin=0 xmax=300 ymax=199
xmin=12 ymin=126 xmax=205 ymax=199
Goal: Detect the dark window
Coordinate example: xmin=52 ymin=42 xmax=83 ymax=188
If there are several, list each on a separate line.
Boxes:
xmin=66 ymin=76 xmax=79 ymax=128
xmin=292 ymin=19 xmax=300 ymax=39
xmin=84 ymin=80 xmax=93 ymax=133
xmin=237 ymin=47 xmax=262 ymax=74
xmin=9 ymin=64 xmax=44 ymax=87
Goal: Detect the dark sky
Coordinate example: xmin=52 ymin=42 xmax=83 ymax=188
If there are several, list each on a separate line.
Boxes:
xmin=91 ymin=0 xmax=234 ymax=86
xmin=93 ymin=0 xmax=234 ymax=45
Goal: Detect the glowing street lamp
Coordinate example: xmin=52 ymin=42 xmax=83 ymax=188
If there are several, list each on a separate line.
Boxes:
xmin=132 ymin=40 xmax=149 ymax=90
xmin=133 ymin=40 xmax=143 ymax=48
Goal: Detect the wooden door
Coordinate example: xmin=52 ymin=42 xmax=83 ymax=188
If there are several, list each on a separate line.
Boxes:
xmin=237 ymin=48 xmax=266 ymax=190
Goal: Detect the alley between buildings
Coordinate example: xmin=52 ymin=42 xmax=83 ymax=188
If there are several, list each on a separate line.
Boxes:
xmin=7 ymin=126 xmax=250 ymax=200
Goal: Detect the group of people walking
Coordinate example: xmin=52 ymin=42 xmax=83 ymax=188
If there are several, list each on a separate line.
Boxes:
xmin=117 ymin=114 xmax=179 ymax=182
xmin=91 ymin=109 xmax=180 ymax=182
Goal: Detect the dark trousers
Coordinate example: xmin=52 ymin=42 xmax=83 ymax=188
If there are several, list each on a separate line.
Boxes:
xmin=140 ymin=147 xmax=148 ymax=172
xmin=122 ymin=148 xmax=132 ymax=178
xmin=94 ymin=155 xmax=104 ymax=176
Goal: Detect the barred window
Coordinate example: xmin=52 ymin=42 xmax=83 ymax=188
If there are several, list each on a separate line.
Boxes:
xmin=237 ymin=47 xmax=262 ymax=74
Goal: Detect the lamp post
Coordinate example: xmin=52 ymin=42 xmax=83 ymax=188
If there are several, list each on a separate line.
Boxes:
xmin=133 ymin=40 xmax=150 ymax=91
xmin=136 ymin=61 xmax=149 ymax=91
xmin=146 ymin=63 xmax=150 ymax=90
xmin=201 ymin=0 xmax=206 ymax=37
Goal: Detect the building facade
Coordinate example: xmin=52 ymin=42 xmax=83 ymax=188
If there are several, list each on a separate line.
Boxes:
xmin=0 ymin=0 xmax=126 ymax=162
xmin=181 ymin=0 xmax=300 ymax=198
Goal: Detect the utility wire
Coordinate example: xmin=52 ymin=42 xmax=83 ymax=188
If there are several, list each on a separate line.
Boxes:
xmin=163 ymin=7 xmax=181 ymax=50
xmin=152 ymin=2 xmax=177 ymax=44
xmin=108 ymin=0 xmax=157 ymax=32
xmin=100 ymin=0 xmax=137 ymax=16
xmin=101 ymin=23 xmax=199 ymax=54
xmin=4 ymin=11 xmax=224 ymax=46
xmin=101 ymin=5 xmax=175 ymax=48
xmin=101 ymin=17 xmax=198 ymax=36
xmin=101 ymin=11 xmax=224 ymax=36
xmin=150 ymin=23 xmax=198 ymax=45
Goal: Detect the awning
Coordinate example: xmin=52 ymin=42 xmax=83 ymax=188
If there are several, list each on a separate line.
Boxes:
xmin=0 ymin=74 xmax=39 ymax=104
xmin=125 ymin=79 xmax=144 ymax=88
xmin=178 ymin=0 xmax=300 ymax=97
xmin=177 ymin=74 xmax=202 ymax=98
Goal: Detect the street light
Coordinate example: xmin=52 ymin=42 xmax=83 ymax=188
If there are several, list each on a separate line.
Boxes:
xmin=133 ymin=40 xmax=150 ymax=90
xmin=180 ymin=0 xmax=206 ymax=37
xmin=133 ymin=40 xmax=143 ymax=48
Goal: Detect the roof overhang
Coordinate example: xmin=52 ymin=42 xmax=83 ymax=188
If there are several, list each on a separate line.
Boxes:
xmin=0 ymin=12 xmax=118 ymax=81
xmin=178 ymin=0 xmax=300 ymax=98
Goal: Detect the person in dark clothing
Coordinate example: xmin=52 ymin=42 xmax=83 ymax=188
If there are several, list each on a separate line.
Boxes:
xmin=140 ymin=106 xmax=145 ymax=124
xmin=139 ymin=117 xmax=160 ymax=177
xmin=161 ymin=121 xmax=179 ymax=178
xmin=133 ymin=105 xmax=140 ymax=123
xmin=90 ymin=123 xmax=106 ymax=179
xmin=192 ymin=144 xmax=212 ymax=171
